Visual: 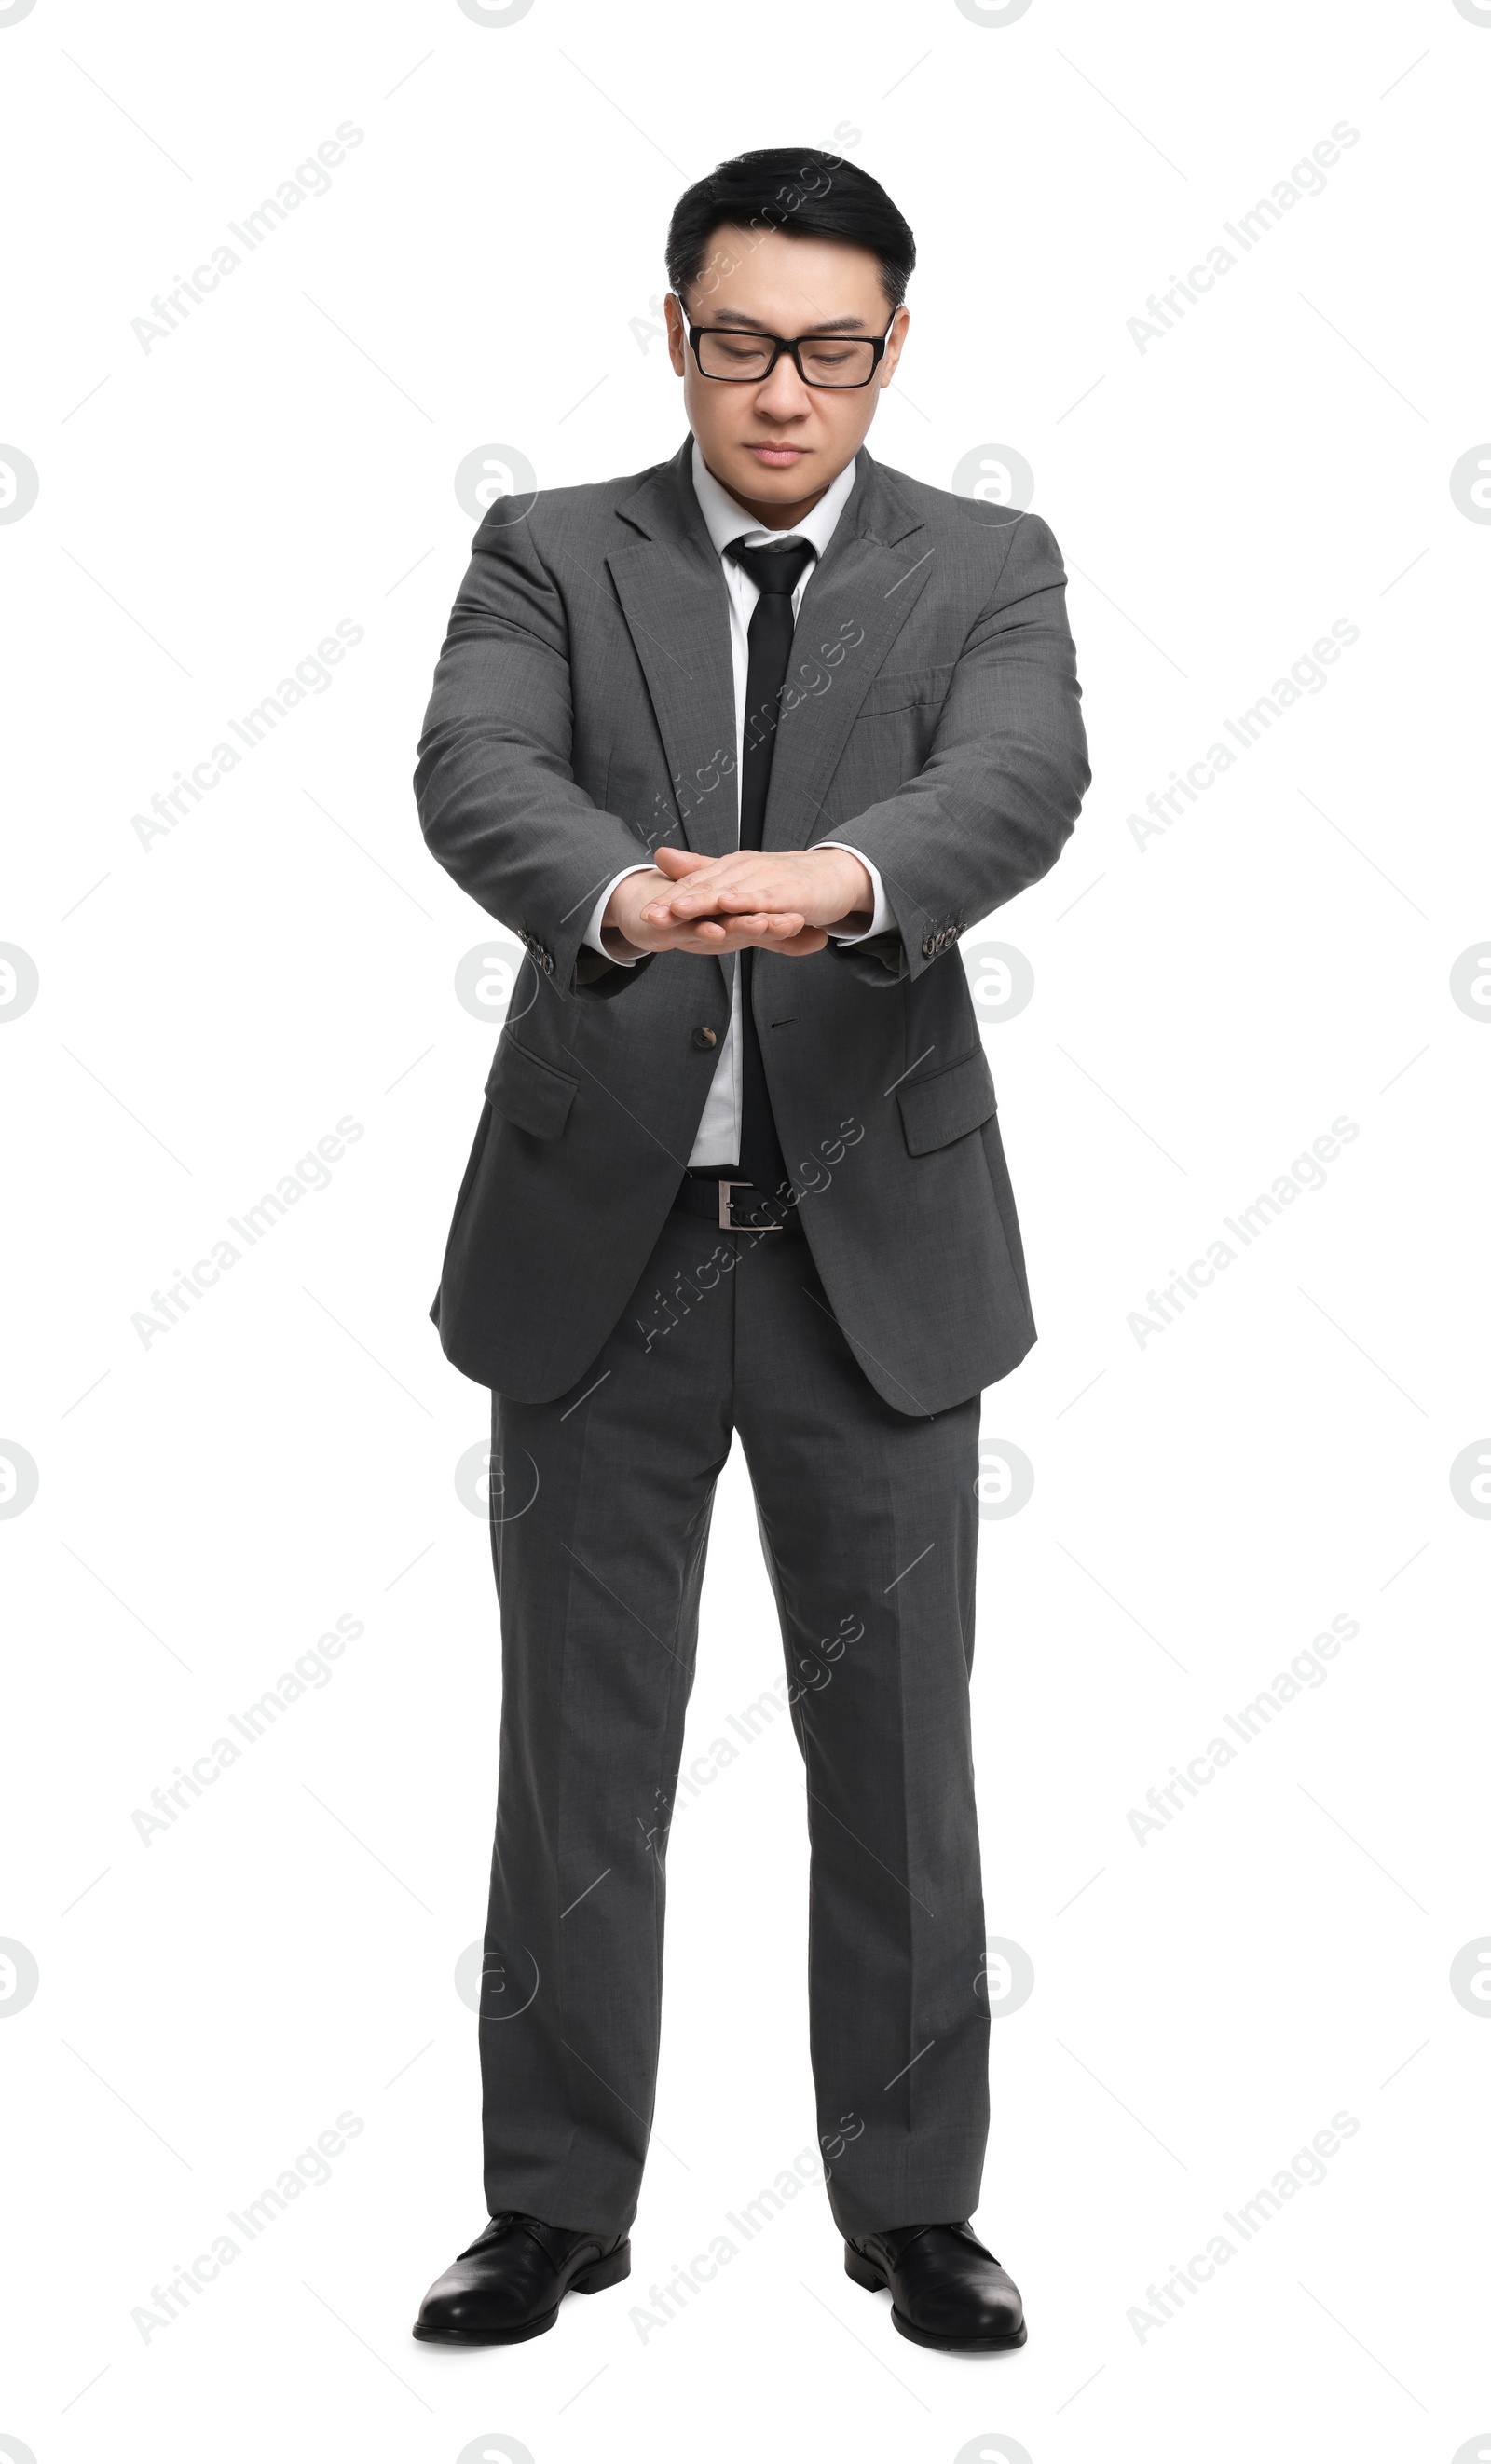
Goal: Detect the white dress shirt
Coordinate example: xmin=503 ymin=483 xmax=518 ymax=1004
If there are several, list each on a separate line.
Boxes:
xmin=582 ymin=442 xmax=893 ymax=1170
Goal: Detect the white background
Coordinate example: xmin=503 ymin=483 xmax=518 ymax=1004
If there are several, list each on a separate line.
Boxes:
xmin=3 ymin=3 xmax=1488 ymax=2460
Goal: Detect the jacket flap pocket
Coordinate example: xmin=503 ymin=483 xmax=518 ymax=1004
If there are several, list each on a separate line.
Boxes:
xmin=897 ymin=1047 xmax=997 ymax=1157
xmin=485 ymin=1037 xmax=578 ymax=1140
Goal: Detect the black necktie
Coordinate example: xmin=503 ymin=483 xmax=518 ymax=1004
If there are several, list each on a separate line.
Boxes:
xmin=722 ymin=535 xmax=816 ymax=1194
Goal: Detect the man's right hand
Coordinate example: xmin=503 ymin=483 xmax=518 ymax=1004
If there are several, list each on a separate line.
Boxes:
xmin=600 ymin=851 xmax=828 ymax=961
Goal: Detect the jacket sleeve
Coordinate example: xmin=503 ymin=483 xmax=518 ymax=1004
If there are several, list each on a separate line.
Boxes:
xmin=817 ymin=510 xmax=1089 ymax=987
xmin=414 ymin=507 xmax=655 ymax=1001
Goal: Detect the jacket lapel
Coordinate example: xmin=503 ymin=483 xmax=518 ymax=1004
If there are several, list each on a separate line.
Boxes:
xmin=763 ymin=451 xmax=935 ymax=851
xmin=605 ymin=442 xmax=740 ymax=863
xmin=602 ymin=442 xmax=936 ymax=868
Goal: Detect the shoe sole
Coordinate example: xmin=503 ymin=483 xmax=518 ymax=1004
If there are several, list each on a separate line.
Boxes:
xmin=411 ymin=2239 xmax=631 ymax=2345
xmin=844 ymin=2247 xmax=1027 ymax=2354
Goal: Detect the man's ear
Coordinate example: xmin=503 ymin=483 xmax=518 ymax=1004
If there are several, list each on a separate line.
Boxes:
xmin=880 ymin=304 xmax=910 ymax=388
xmin=665 ymin=293 xmax=689 ymax=377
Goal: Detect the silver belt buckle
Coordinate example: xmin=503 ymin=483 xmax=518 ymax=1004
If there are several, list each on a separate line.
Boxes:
xmin=718 ymin=1178 xmax=780 ymax=1231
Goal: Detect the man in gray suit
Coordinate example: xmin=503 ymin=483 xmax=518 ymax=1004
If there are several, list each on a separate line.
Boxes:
xmin=412 ymin=148 xmax=1088 ymax=2355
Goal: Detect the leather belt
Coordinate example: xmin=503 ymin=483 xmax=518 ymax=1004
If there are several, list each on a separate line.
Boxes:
xmin=671 ymin=1174 xmax=803 ymax=1234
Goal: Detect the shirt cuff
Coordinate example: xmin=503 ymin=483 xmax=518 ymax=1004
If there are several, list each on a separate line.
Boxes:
xmin=818 ymin=844 xmax=892 ymax=944
xmin=584 ymin=864 xmax=652 ymax=965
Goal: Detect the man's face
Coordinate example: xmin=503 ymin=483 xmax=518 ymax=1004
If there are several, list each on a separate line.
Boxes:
xmin=666 ymin=225 xmax=909 ymax=524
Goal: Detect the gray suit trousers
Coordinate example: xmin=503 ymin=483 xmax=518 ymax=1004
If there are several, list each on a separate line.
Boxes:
xmin=479 ymin=1205 xmax=990 ymax=2240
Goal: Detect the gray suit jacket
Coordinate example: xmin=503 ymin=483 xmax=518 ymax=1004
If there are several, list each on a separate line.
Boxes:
xmin=416 ymin=436 xmax=1089 ymax=1415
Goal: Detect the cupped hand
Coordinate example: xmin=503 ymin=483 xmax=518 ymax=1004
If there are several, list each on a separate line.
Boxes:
xmin=601 ymin=853 xmax=828 ymax=960
xmin=643 ymin=843 xmax=874 ymax=938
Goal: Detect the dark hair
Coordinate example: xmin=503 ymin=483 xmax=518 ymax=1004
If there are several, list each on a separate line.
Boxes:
xmin=665 ymin=148 xmax=915 ymax=313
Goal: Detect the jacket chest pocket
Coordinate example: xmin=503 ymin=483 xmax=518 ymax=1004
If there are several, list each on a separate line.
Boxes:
xmin=856 ymin=661 xmax=956 ymax=719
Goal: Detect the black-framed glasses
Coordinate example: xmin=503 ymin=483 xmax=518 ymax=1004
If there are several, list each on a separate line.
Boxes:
xmin=687 ymin=317 xmax=894 ymax=390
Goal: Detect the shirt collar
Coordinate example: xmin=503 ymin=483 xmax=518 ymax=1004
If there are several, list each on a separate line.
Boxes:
xmin=690 ymin=438 xmax=859 ymax=565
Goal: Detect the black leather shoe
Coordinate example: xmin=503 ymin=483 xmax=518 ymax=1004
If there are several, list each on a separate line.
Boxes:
xmin=844 ymin=2221 xmax=1026 ymax=2352
xmin=413 ymin=2211 xmax=631 ymax=2345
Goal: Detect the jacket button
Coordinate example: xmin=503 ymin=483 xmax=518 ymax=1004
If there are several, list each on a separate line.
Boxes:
xmin=691 ymin=1026 xmax=718 ymax=1050
xmin=922 ymin=935 xmax=936 ymax=960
